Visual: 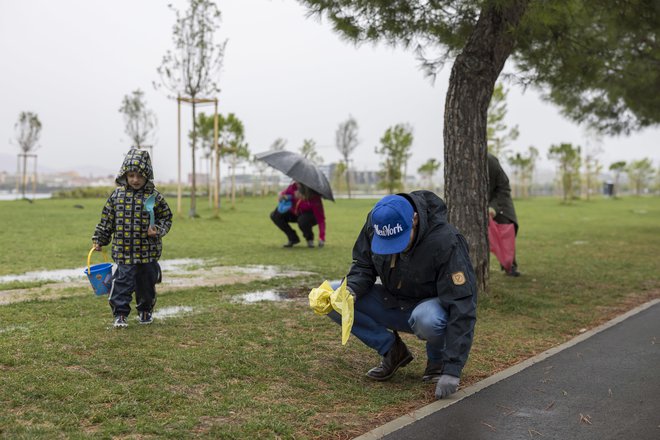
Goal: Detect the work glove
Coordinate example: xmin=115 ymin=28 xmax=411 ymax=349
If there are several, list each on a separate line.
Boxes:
xmin=435 ymin=374 xmax=460 ymax=399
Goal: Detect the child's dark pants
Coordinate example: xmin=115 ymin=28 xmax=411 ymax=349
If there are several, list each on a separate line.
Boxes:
xmin=109 ymin=262 xmax=161 ymax=317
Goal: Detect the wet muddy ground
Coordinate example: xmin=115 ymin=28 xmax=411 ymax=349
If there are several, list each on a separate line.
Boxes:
xmin=0 ymin=259 xmax=315 ymax=306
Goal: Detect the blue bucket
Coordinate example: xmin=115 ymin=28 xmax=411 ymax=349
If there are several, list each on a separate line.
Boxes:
xmin=85 ymin=248 xmax=113 ymax=296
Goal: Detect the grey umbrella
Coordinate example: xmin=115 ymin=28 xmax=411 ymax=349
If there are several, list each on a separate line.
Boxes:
xmin=255 ymin=150 xmax=335 ymax=201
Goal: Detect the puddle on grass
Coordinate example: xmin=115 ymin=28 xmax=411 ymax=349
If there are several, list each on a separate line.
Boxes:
xmin=158 ymin=259 xmax=206 ymax=271
xmin=153 ymin=306 xmax=194 ymax=319
xmin=232 ymin=280 xmax=341 ymax=303
xmin=230 ymin=279 xmax=352 ymax=304
xmin=0 ymin=260 xmax=314 ymax=306
xmin=0 ymin=260 xmax=309 ymax=285
xmin=232 ymin=290 xmax=291 ymax=304
xmin=0 ymin=268 xmax=89 ymax=284
xmin=0 ymin=258 xmax=206 ymax=284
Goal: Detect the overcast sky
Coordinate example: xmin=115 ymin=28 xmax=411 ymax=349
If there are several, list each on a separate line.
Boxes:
xmin=1 ymin=0 xmax=658 ymax=182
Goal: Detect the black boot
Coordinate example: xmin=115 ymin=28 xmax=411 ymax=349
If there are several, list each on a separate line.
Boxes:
xmin=366 ymin=332 xmax=413 ymax=381
xmin=421 ymin=360 xmax=444 ymax=383
xmin=282 ymin=238 xmax=300 ymax=248
xmin=506 ymin=264 xmax=521 ymax=277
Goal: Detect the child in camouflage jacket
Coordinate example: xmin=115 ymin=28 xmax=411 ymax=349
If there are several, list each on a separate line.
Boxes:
xmin=92 ymin=149 xmax=173 ymax=328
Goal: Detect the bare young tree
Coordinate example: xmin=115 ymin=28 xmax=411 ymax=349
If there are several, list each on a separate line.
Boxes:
xmin=626 ymin=158 xmax=654 ymax=196
xmin=156 ymin=0 xmax=226 ymax=218
xmin=191 ymin=112 xmax=216 ymax=206
xmin=507 ymin=147 xmax=538 ymax=198
xmin=581 ymin=128 xmax=604 ymax=200
xmin=375 ymin=123 xmax=414 ymax=194
xmin=300 ymin=138 xmax=323 ymax=165
xmin=119 ymin=89 xmax=158 ymax=150
xmin=583 ymin=147 xmax=604 ymax=200
xmin=335 ymin=116 xmax=359 ymax=198
xmin=270 ymin=138 xmax=287 ymax=151
xmin=332 ymin=161 xmax=347 ymax=194
xmin=548 ymin=143 xmax=582 ymax=203
xmin=418 ymin=158 xmax=441 ymax=191
xmin=218 ymin=113 xmax=250 ymax=209
xmin=487 ymin=83 xmax=519 ymax=158
xmin=14 ymin=112 xmax=42 ymax=198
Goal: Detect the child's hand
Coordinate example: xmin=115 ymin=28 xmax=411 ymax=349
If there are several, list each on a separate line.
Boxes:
xmin=93 ymin=243 xmax=102 ymax=251
xmin=147 ymin=225 xmax=159 ymax=237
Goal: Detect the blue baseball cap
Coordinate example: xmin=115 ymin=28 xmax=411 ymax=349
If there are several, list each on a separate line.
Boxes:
xmin=370 ymin=195 xmax=414 ymax=254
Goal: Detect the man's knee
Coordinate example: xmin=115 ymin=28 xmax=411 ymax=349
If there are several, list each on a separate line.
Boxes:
xmin=409 ymin=306 xmax=447 ymax=339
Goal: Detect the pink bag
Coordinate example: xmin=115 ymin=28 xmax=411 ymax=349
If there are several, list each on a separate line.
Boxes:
xmin=488 ymin=218 xmax=516 ymax=272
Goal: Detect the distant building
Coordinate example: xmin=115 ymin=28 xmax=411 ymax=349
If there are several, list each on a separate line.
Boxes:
xmin=322 ymin=163 xmax=380 ymax=187
xmin=188 ymin=173 xmax=210 ymax=186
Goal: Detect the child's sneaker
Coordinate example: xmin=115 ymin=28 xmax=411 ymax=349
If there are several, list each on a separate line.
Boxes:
xmin=138 ymin=311 xmax=153 ymax=325
xmin=113 ymin=315 xmax=128 ymax=328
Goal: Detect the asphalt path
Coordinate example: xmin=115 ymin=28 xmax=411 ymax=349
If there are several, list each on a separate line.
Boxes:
xmin=356 ymin=299 xmax=660 ymax=440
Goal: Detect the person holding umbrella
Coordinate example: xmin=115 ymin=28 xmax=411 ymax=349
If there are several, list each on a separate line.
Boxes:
xmin=256 ymin=149 xmax=334 ymax=248
xmin=270 ymin=181 xmax=326 ymax=248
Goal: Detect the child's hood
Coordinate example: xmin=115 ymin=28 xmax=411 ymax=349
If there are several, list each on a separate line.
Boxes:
xmin=115 ymin=148 xmax=155 ymax=186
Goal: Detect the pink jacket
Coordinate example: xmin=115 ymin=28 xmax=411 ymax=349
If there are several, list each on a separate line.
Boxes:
xmin=281 ymin=182 xmax=326 ymax=241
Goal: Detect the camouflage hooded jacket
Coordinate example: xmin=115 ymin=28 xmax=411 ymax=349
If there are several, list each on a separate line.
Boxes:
xmin=92 ymin=149 xmax=173 ymax=264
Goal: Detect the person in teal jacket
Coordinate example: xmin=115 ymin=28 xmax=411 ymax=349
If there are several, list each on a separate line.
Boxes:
xmin=92 ymin=149 xmax=173 ymax=328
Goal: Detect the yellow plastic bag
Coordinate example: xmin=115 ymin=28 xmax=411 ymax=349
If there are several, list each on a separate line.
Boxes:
xmin=308 ymin=280 xmax=334 ymax=315
xmin=308 ymin=278 xmax=354 ymax=345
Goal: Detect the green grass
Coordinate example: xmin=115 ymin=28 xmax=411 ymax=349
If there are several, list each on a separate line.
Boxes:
xmin=0 ymin=195 xmax=659 ymax=439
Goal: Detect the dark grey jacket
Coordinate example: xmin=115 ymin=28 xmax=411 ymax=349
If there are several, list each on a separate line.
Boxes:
xmin=93 ymin=149 xmax=173 ymax=264
xmin=346 ymin=190 xmax=477 ymax=377
xmin=488 ymin=153 xmax=518 ymax=226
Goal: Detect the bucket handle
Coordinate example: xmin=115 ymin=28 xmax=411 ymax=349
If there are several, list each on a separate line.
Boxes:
xmin=87 ymin=247 xmax=110 ymax=275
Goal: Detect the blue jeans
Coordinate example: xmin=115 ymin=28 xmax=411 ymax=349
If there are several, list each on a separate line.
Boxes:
xmin=327 ymin=283 xmax=448 ymax=362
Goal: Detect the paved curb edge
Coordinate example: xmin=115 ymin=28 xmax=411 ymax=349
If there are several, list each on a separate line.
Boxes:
xmin=353 ymin=297 xmax=660 ymax=440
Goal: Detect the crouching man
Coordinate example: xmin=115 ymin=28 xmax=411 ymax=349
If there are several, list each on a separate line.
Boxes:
xmin=328 ymin=191 xmax=477 ymax=399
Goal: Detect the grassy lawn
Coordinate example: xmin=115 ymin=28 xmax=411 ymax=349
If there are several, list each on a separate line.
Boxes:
xmin=0 ymin=195 xmax=658 ymax=439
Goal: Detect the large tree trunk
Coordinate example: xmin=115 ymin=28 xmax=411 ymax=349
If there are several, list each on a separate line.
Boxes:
xmin=444 ymin=1 xmax=529 ymax=294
